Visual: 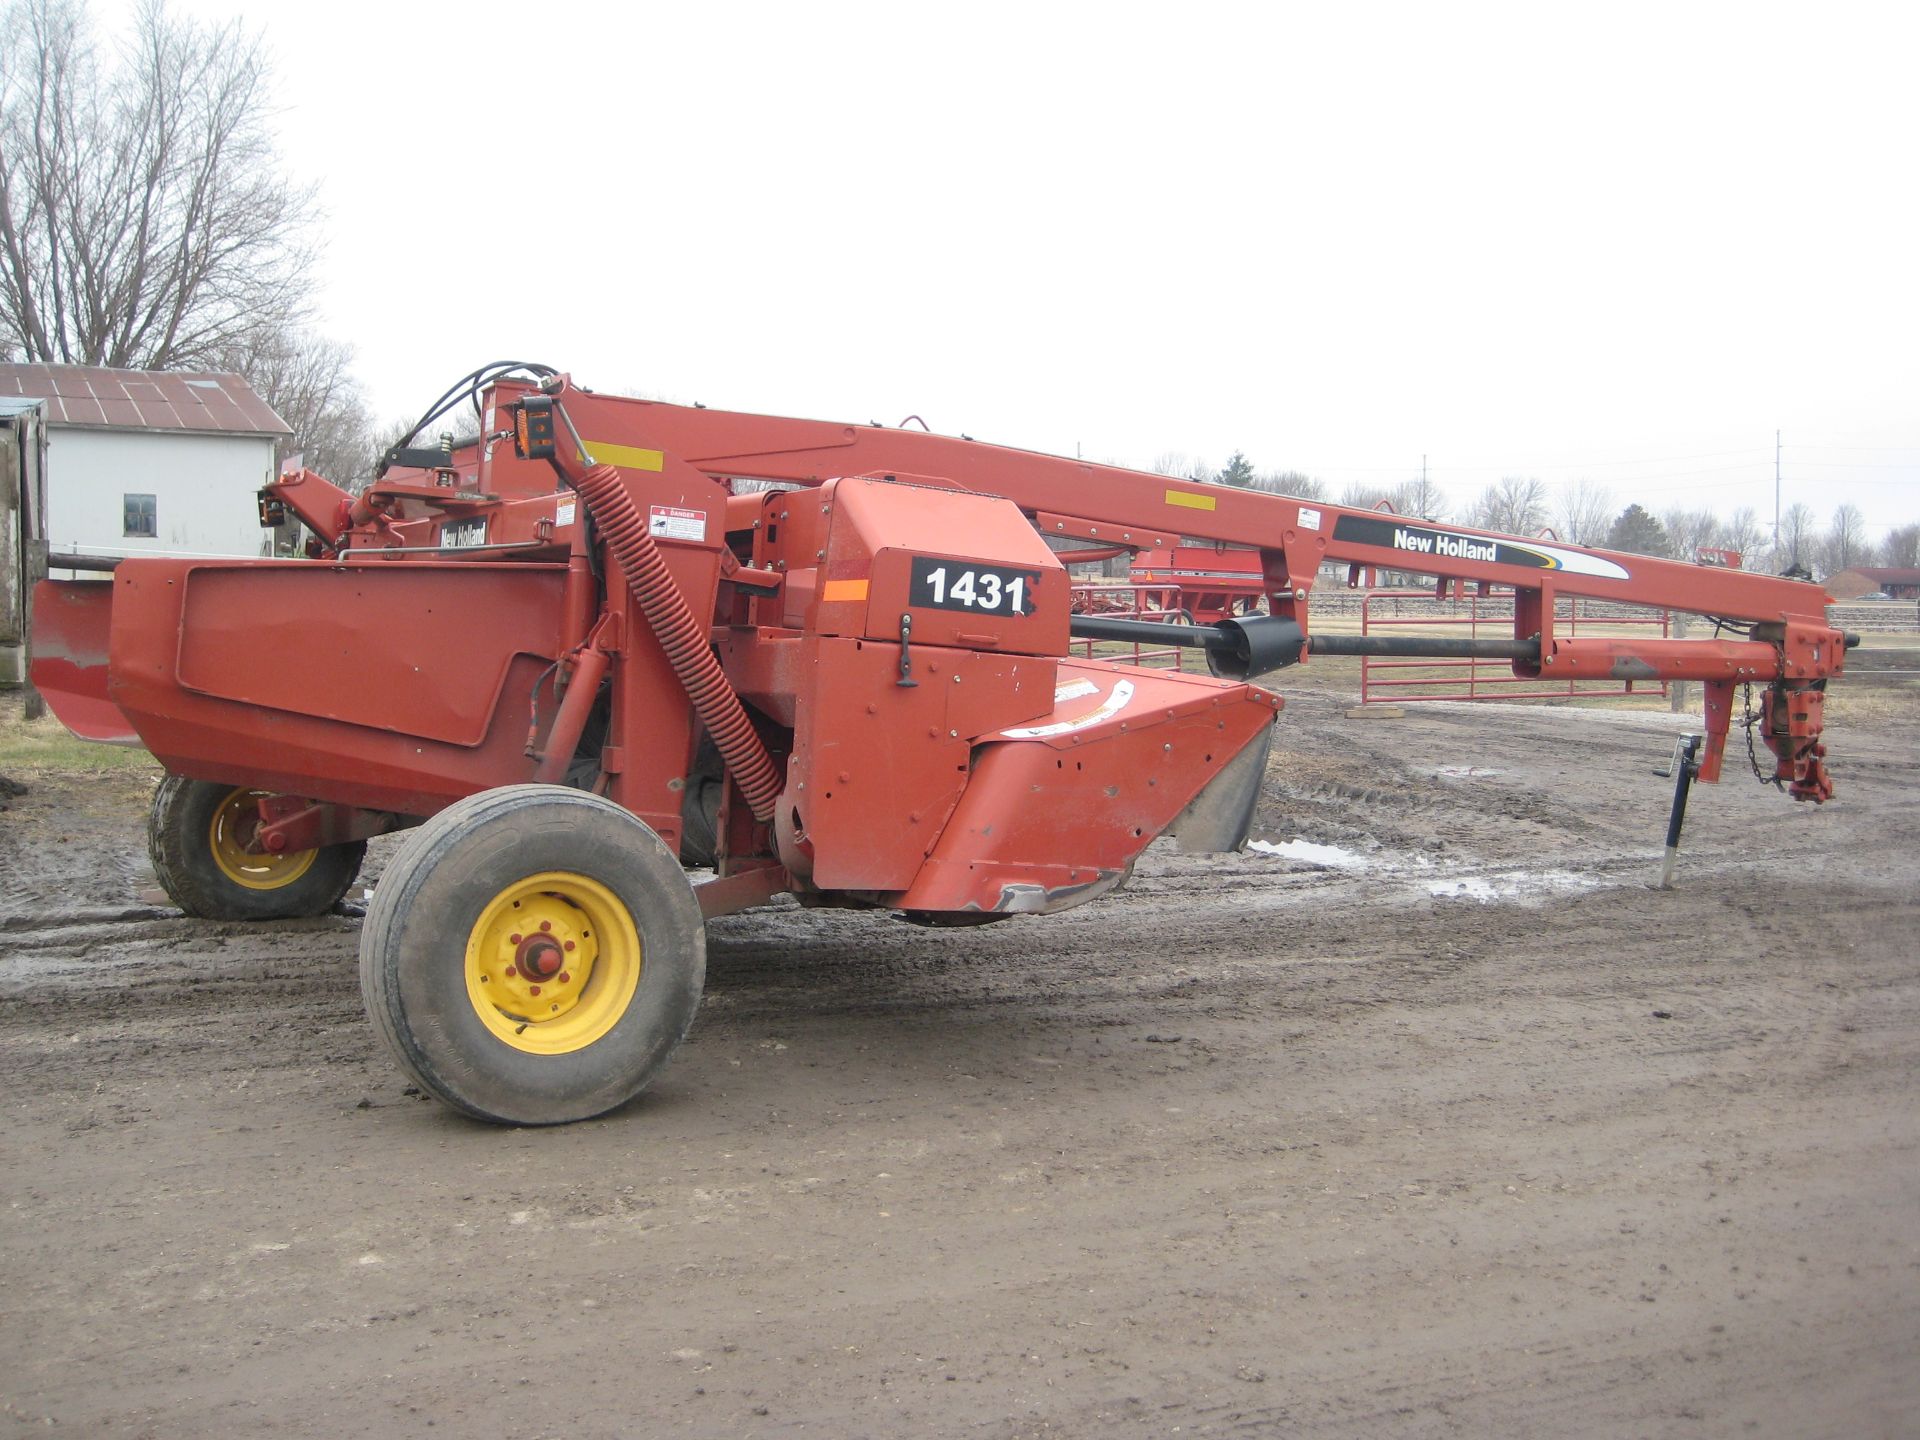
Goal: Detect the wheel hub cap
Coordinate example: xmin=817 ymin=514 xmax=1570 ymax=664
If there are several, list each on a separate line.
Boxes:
xmin=208 ymin=788 xmax=318 ymax=890
xmin=463 ymin=872 xmax=643 ymax=1055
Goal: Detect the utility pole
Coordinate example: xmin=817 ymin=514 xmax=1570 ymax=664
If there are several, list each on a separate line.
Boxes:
xmin=1774 ymin=429 xmax=1781 ymax=552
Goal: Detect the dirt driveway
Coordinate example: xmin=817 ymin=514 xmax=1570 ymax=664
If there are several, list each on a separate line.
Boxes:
xmin=3 ymin=676 xmax=1917 ymax=1439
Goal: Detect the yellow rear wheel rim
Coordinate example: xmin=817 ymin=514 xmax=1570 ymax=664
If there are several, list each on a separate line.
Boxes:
xmin=208 ymin=788 xmax=319 ymax=890
xmin=465 ymin=871 xmax=642 ymax=1055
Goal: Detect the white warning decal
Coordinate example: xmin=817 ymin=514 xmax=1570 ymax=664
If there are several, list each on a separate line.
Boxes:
xmin=555 ymin=499 xmax=577 ymax=527
xmin=649 ymin=505 xmax=706 ymax=542
xmin=1053 ymin=677 xmax=1099 ymax=703
xmin=1002 ymin=680 xmax=1136 ymax=739
xmin=1297 ymin=506 xmax=1322 ymax=531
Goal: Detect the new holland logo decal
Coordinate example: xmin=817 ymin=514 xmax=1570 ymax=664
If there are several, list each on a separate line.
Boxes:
xmin=1330 ymin=514 xmax=1630 ymax=581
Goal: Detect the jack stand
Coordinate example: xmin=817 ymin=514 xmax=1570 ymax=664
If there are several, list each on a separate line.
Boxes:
xmin=1653 ymin=734 xmax=1702 ymax=889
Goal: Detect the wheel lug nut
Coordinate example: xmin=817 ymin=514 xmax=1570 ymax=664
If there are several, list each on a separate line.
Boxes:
xmin=558 ymin=972 xmax=571 ymax=984
xmin=540 ymin=921 xmax=552 ymax=932
xmin=504 ymin=966 xmax=517 ymax=978
xmin=564 ymin=940 xmax=575 ymax=952
xmin=529 ymin=985 xmax=541 ymax=996
xmin=509 ymin=933 xmax=522 ymax=944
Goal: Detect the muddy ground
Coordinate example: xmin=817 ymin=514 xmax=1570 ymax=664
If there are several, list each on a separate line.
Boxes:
xmin=3 ymin=671 xmax=1917 ymax=1439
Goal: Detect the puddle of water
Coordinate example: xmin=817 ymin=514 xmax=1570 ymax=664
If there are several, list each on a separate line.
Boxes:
xmin=1244 ymin=839 xmax=1600 ymax=909
xmin=1426 ymin=871 xmax=1599 ymax=904
xmin=1247 ymin=838 xmax=1371 ymax=870
xmin=1246 ymin=839 xmax=1440 ymax=874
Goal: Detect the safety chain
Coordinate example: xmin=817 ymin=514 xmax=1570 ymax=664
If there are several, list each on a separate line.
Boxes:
xmin=1740 ymin=682 xmax=1785 ymax=789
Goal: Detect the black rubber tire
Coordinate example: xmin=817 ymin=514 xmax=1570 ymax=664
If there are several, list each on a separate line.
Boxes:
xmin=678 ymin=737 xmax=725 ymax=869
xmin=358 ymin=784 xmax=706 ymax=1126
xmin=148 ymin=776 xmax=366 ymax=920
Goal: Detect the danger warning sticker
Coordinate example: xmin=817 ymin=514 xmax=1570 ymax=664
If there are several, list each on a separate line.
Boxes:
xmin=649 ymin=505 xmax=707 ymax=542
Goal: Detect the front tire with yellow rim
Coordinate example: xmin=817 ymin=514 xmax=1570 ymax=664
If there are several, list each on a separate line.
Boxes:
xmin=358 ymin=784 xmax=705 ymax=1126
xmin=147 ymin=776 xmax=366 ymax=920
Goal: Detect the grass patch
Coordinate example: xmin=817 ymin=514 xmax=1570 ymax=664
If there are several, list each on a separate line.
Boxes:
xmin=0 ymin=693 xmax=158 ymax=776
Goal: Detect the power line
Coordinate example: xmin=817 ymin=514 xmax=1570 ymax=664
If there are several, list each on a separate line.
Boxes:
xmin=1783 ymin=442 xmax=1920 ymax=453
xmin=1770 ymin=459 xmax=1920 ymax=469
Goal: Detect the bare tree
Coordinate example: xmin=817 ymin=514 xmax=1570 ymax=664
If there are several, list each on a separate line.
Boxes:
xmin=1148 ymin=451 xmax=1209 ymax=482
xmin=1339 ymin=480 xmax=1395 ymax=510
xmin=1661 ymin=508 xmax=1720 ymax=564
xmin=0 ymin=0 xmax=315 ymax=368
xmin=1720 ymin=506 xmax=1767 ymax=567
xmin=1882 ymin=523 xmax=1920 ymax=569
xmin=1395 ymin=475 xmax=1448 ymax=522
xmin=1251 ymin=469 xmax=1325 ymax=501
xmin=1334 ymin=478 xmax=1443 ymax=518
xmin=1465 ymin=476 xmax=1548 ymax=535
xmin=1556 ymin=479 xmax=1613 ymax=546
xmin=1778 ymin=502 xmax=1817 ymax=571
xmin=220 ymin=327 xmax=375 ymax=485
xmin=1821 ymin=503 xmax=1869 ymax=577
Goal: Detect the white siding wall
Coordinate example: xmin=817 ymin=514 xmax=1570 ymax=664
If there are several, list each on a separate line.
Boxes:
xmin=46 ymin=428 xmax=276 ymax=564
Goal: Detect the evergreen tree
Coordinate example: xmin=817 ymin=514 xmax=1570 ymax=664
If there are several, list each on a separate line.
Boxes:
xmin=1606 ymin=503 xmax=1672 ymax=557
xmin=1215 ymin=451 xmax=1256 ymax=488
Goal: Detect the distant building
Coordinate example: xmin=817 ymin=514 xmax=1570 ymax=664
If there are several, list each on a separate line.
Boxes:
xmin=0 ymin=364 xmax=289 ymax=575
xmin=1828 ymin=567 xmax=1920 ymax=601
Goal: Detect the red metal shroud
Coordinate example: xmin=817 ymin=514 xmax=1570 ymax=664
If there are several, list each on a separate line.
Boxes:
xmin=898 ymin=660 xmax=1280 ymax=915
xmin=51 ymin=560 xmax=569 ymax=816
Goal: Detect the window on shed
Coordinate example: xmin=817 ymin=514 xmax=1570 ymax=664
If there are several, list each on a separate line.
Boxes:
xmin=124 ymin=493 xmax=157 ymax=538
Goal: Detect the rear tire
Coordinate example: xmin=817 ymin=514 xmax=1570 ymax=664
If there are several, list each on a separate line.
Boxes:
xmin=359 ymin=784 xmax=706 ymax=1126
xmin=148 ymin=776 xmax=365 ymax=920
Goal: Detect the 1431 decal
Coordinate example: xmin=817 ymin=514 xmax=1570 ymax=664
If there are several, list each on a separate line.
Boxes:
xmin=908 ymin=556 xmax=1042 ymax=616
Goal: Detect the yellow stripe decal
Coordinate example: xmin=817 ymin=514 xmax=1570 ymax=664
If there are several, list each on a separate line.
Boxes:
xmin=1164 ymin=488 xmax=1217 ymax=512
xmin=587 ymin=442 xmax=665 ymax=471
xmin=822 ymin=579 xmax=870 ymax=603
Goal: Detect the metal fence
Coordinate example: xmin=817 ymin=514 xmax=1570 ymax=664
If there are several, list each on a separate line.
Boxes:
xmin=1359 ymin=590 xmax=1671 ymax=704
xmin=1068 ymin=584 xmax=1193 ymax=671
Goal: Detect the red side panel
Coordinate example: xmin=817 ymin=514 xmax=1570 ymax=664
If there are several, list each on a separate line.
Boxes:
xmin=105 ymin=559 xmax=567 ymax=816
xmin=28 ymin=580 xmax=139 ymax=744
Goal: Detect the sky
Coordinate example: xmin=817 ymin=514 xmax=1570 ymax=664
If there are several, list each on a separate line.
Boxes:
xmin=90 ymin=0 xmax=1920 ymax=545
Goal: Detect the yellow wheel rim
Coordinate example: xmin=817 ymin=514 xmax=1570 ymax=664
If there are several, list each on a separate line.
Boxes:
xmin=208 ymin=788 xmax=319 ymax=890
xmin=464 ymin=871 xmax=642 ymax=1055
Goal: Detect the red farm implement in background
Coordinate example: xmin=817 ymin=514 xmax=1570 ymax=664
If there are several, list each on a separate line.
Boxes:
xmin=30 ymin=363 xmax=1854 ymax=1125
xmin=1127 ymin=543 xmax=1267 ymax=623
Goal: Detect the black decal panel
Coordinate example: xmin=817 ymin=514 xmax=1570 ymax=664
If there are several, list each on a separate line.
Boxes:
xmin=907 ymin=557 xmax=1043 ymax=616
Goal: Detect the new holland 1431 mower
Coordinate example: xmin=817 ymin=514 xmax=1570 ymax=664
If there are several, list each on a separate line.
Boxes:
xmin=30 ymin=364 xmax=1849 ymax=1124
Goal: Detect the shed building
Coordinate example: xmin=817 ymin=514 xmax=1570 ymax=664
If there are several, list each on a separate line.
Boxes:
xmin=0 ymin=364 xmax=289 ymax=575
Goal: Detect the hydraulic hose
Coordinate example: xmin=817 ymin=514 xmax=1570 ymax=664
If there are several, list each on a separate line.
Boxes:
xmin=571 ymin=463 xmax=784 ymax=822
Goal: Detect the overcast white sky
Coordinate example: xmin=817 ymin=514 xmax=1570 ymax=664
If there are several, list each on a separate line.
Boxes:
xmin=99 ymin=0 xmax=1920 ymax=542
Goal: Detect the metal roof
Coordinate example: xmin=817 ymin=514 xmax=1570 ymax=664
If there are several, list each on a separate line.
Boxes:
xmin=0 ymin=364 xmax=290 ymax=437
